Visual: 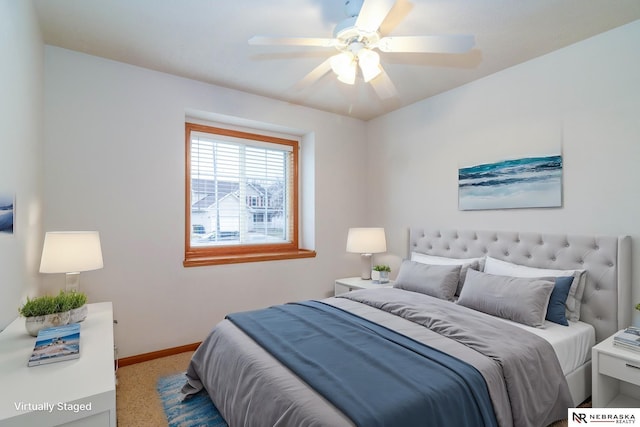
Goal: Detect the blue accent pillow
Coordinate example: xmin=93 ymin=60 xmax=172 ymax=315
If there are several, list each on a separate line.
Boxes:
xmin=546 ymin=276 xmax=574 ymax=326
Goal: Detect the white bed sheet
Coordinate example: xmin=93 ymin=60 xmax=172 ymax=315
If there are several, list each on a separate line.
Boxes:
xmin=494 ymin=318 xmax=596 ymax=375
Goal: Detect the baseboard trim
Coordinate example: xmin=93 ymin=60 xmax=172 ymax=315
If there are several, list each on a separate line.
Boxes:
xmin=118 ymin=342 xmax=201 ymax=367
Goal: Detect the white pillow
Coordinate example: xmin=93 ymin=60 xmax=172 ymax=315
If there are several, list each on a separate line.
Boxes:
xmin=411 ymin=252 xmax=485 ymax=296
xmin=483 ymin=256 xmax=586 ymax=322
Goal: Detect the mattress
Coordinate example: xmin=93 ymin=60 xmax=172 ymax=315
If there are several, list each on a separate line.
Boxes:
xmin=493 ymin=317 xmax=596 ymax=375
xmin=184 ymin=288 xmax=574 ymax=427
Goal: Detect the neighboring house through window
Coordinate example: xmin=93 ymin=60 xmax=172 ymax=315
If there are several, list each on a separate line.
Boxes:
xmin=184 ymin=122 xmax=315 ymax=266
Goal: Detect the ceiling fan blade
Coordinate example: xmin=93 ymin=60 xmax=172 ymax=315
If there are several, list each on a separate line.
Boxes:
xmin=377 ymin=34 xmax=475 ymax=53
xmin=292 ymin=57 xmax=334 ymax=91
xmin=355 ymin=0 xmax=396 ymax=33
xmin=378 ymin=0 xmax=414 ymax=36
xmin=249 ymin=36 xmax=337 ymax=48
xmin=370 ymin=66 xmax=397 ymax=99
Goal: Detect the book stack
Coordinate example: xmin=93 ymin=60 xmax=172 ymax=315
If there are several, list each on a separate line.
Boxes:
xmin=613 ymin=326 xmax=640 ymax=353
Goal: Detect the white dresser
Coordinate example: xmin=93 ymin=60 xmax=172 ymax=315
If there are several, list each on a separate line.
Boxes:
xmin=0 ymin=302 xmax=116 ymax=427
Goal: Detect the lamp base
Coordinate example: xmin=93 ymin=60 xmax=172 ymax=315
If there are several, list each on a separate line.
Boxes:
xmin=65 ymin=272 xmax=80 ymax=292
xmin=360 ymin=254 xmax=372 ymax=280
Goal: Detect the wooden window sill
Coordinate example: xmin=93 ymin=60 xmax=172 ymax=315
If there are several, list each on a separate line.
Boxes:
xmin=183 ymin=249 xmax=316 ymax=267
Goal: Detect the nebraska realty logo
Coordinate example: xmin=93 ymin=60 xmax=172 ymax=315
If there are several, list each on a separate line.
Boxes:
xmin=569 ymin=408 xmax=639 ymax=425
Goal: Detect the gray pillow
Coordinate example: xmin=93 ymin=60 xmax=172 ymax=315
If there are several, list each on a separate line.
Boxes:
xmin=410 ymin=252 xmax=482 ymax=296
xmin=393 ymin=260 xmax=461 ymax=301
xmin=457 ymin=269 xmax=555 ymax=327
xmin=483 ymin=256 xmax=585 ymax=322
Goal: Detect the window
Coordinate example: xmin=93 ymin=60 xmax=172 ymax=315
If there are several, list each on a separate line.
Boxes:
xmin=184 ymin=122 xmax=315 ymax=266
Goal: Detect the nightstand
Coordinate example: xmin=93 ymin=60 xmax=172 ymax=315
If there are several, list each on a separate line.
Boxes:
xmin=334 ymin=277 xmax=394 ymax=296
xmin=592 ymin=332 xmax=640 ymax=407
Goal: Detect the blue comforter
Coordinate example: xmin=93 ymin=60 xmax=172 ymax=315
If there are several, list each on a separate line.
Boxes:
xmin=226 ymin=300 xmax=497 ymax=427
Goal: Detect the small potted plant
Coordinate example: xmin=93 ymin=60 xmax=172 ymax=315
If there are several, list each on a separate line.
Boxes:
xmin=372 ymin=264 xmax=391 ymax=284
xmin=52 ymin=290 xmax=88 ymax=323
xmin=19 ymin=294 xmax=70 ymax=336
xmin=18 ymin=290 xmax=88 ymax=336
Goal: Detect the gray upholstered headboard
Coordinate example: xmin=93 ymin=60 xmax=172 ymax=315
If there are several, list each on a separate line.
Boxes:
xmin=409 ymin=228 xmax=632 ymax=343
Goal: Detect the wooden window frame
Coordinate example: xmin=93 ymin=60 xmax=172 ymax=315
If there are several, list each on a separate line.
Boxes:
xmin=184 ymin=122 xmax=315 ymax=267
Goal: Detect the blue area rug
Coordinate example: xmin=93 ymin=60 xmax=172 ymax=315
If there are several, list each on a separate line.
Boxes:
xmin=157 ymin=372 xmax=228 ymax=427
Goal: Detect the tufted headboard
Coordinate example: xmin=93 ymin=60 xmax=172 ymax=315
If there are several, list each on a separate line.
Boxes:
xmin=409 ymin=228 xmax=632 ymax=343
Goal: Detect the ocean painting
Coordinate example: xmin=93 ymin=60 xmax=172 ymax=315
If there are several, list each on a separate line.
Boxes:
xmin=458 ymin=155 xmax=562 ymax=210
xmin=0 ymin=194 xmax=14 ymax=234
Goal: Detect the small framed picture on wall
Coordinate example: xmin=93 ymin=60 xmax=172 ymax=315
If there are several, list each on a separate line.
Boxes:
xmin=0 ymin=193 xmax=14 ymax=235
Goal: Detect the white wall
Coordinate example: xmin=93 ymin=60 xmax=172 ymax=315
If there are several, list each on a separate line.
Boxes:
xmin=43 ymin=47 xmax=367 ymax=357
xmin=366 ymin=21 xmax=640 ymax=318
xmin=0 ymin=0 xmax=44 ymax=330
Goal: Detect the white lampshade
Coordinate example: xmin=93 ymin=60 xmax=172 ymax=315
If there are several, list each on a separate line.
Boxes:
xmin=346 ymin=227 xmax=387 ymax=254
xmin=346 ymin=228 xmax=387 ymax=280
xmin=40 ymin=231 xmax=104 ymax=291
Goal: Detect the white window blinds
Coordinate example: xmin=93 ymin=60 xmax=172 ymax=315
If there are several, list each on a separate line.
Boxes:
xmin=189 ymin=130 xmax=293 ymax=247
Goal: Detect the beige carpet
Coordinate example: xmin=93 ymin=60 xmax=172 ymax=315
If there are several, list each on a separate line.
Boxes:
xmin=115 ymin=350 xmax=581 ymax=426
xmin=116 ymin=351 xmax=194 ymax=427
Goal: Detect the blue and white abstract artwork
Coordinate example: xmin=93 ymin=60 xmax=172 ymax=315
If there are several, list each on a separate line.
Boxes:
xmin=458 ymin=155 xmax=562 ymax=210
xmin=0 ymin=194 xmax=14 ymax=234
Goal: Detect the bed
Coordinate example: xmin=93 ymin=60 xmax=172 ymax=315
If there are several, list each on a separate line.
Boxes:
xmin=183 ymin=228 xmax=631 ymax=427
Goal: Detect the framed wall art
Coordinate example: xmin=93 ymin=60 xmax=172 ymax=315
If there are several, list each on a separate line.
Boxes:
xmin=458 ymin=155 xmax=562 ymax=211
xmin=0 ymin=193 xmax=14 ymax=234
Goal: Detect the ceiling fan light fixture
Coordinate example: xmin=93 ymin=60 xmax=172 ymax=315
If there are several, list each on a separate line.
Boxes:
xmin=358 ymin=48 xmax=381 ymax=82
xmin=337 ymin=63 xmax=357 ymax=84
xmin=330 ymin=52 xmax=357 ymax=85
xmin=330 ymin=52 xmax=352 ymax=75
xmin=360 ymin=62 xmax=381 ymax=83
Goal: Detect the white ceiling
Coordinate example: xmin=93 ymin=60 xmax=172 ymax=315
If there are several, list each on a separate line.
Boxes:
xmin=33 ymin=0 xmax=640 ymax=121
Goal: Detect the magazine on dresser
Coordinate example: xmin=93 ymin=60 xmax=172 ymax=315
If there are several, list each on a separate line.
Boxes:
xmin=28 ymin=323 xmax=81 ymax=367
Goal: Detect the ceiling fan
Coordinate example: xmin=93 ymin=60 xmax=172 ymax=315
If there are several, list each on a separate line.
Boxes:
xmin=248 ymin=0 xmax=475 ymax=99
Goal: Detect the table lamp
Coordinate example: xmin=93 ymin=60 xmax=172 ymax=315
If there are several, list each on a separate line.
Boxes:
xmin=346 ymin=227 xmax=387 ymax=280
xmin=39 ymin=231 xmax=104 ymax=292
